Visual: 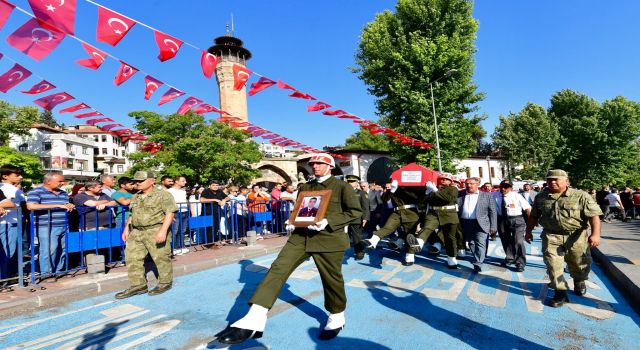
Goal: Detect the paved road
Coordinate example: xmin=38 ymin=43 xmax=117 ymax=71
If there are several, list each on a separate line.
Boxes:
xmin=1 ymin=232 xmax=639 ymax=350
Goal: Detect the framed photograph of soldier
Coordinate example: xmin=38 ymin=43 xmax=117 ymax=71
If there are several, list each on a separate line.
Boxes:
xmin=291 ymin=190 xmax=332 ymax=227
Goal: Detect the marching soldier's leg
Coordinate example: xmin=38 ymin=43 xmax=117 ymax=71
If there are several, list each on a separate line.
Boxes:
xmin=412 ymin=214 xmax=438 ymax=253
xmin=542 ymin=232 xmax=570 ymax=307
xmin=116 ymin=230 xmax=150 ymax=299
xmin=145 ymin=229 xmax=173 ymax=290
xmin=360 ymin=212 xmax=401 ymax=250
xmin=455 ymin=224 xmax=466 ymax=258
xmin=564 ymin=230 xmax=591 ymax=296
xmin=349 ymin=223 xmax=365 ymax=259
xmin=442 ymin=223 xmax=460 ymax=268
xmin=313 ymin=250 xmax=348 ymax=340
xmin=403 ymin=220 xmax=420 ymax=265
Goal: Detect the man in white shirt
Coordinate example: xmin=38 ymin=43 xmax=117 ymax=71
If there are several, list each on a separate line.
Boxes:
xmin=167 ymin=176 xmax=189 ymax=255
xmin=100 ymin=174 xmax=116 ymax=197
xmin=495 ymin=179 xmax=531 ymax=272
xmin=0 ymin=165 xmax=26 ymax=283
xmin=604 ymin=188 xmax=625 ymax=222
xmin=520 ymin=183 xmax=537 ymax=206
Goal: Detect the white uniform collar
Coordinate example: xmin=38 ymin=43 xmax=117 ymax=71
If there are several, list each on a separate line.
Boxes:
xmin=316 ymin=175 xmax=331 ymax=183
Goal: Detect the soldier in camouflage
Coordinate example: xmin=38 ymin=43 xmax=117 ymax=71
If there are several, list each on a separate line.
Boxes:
xmin=525 ymin=169 xmax=602 ymax=307
xmin=115 ymin=171 xmax=177 ymax=299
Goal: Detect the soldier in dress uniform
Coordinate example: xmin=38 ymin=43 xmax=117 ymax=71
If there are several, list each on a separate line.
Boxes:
xmin=346 ymin=175 xmax=369 ymax=260
xmin=525 ymin=169 xmax=602 ymax=307
xmin=115 ymin=171 xmax=177 ymax=299
xmin=217 ymin=153 xmax=361 ymax=344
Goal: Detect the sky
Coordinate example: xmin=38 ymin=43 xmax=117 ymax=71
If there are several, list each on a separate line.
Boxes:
xmin=1 ymin=0 xmax=639 ymax=149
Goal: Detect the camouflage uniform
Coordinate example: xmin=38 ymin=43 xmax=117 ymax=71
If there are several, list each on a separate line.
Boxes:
xmin=125 ymin=188 xmax=177 ymax=287
xmin=531 ymin=188 xmax=602 ymax=290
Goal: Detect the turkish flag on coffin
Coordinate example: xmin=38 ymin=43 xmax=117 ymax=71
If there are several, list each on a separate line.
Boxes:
xmin=200 ymin=51 xmax=219 ymax=79
xmin=390 ymin=163 xmax=440 ymax=187
xmin=0 ymin=0 xmax=15 ymax=30
xmin=232 ymin=64 xmax=251 ymax=90
xmin=113 ymin=61 xmax=138 ymax=86
xmin=20 ymin=79 xmax=55 ymax=94
xmin=158 ymin=87 xmax=184 ymax=106
xmin=76 ymin=43 xmax=107 ymax=70
xmin=96 ymin=7 xmax=136 ymax=46
xmin=143 ymin=75 xmax=163 ymax=100
xmin=154 ymin=30 xmax=182 ymax=62
xmin=34 ymin=92 xmax=74 ymax=110
xmin=176 ymin=96 xmax=202 ymax=115
xmin=6 ymin=18 xmax=65 ymax=61
xmin=28 ymin=0 xmax=76 ymax=34
xmin=0 ymin=63 xmax=31 ymax=93
xmin=59 ymin=102 xmax=90 ymax=113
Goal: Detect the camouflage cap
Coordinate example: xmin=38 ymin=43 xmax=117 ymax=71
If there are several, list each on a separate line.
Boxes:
xmin=546 ymin=169 xmax=568 ymax=179
xmin=132 ymin=170 xmax=156 ymax=181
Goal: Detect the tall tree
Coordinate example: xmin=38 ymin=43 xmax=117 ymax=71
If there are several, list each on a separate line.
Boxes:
xmin=127 ymin=111 xmax=261 ymax=185
xmin=492 ymin=103 xmax=560 ymax=179
xmin=38 ymin=109 xmax=59 ymax=128
xmin=354 ymin=0 xmax=485 ymax=170
xmin=343 ymin=128 xmax=391 ymax=151
xmin=0 ymin=146 xmax=44 ymax=185
xmin=0 ymin=100 xmax=39 ymax=146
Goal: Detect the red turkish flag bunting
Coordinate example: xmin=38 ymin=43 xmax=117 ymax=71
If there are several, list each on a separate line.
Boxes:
xmin=232 ymin=64 xmax=252 ymax=90
xmin=288 ymin=91 xmax=316 ymax=100
xmin=113 ymin=61 xmax=138 ymax=86
xmin=76 ymin=43 xmax=107 ymax=70
xmin=277 ymin=80 xmax=295 ymax=91
xmin=34 ymin=92 xmax=74 ymax=110
xmin=74 ymin=111 xmax=103 ymax=118
xmin=6 ymin=18 xmax=66 ymax=61
xmin=111 ymin=129 xmax=132 ymax=135
xmin=307 ymin=101 xmax=330 ymax=112
xmin=59 ymin=102 xmax=89 ymax=113
xmin=99 ymin=123 xmax=123 ymax=131
xmin=200 ymin=51 xmax=219 ymax=79
xmin=338 ymin=114 xmax=358 ymax=119
xmin=96 ymin=7 xmax=136 ymax=46
xmin=86 ymin=118 xmax=114 ymax=126
xmin=248 ymin=77 xmax=276 ymax=96
xmin=21 ymin=79 xmax=55 ymax=94
xmin=0 ymin=0 xmax=15 ymax=30
xmin=0 ymin=63 xmax=31 ymax=93
xmin=158 ymin=87 xmax=184 ymax=106
xmin=143 ymin=75 xmax=163 ymax=100
xmin=192 ymin=103 xmax=220 ymax=114
xmin=154 ymin=30 xmax=183 ymax=62
xmin=28 ymin=0 xmax=76 ymax=34
xmin=322 ymin=109 xmax=348 ymax=116
xmin=176 ymin=96 xmax=203 ymax=115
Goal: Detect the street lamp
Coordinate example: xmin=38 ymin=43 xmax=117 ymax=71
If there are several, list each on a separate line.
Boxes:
xmin=429 ymin=68 xmax=458 ymax=172
xmin=486 ymin=155 xmax=491 ymax=185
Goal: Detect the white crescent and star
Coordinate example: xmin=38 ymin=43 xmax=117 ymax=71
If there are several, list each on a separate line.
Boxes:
xmin=8 ymin=71 xmax=24 ymax=82
xmin=237 ymin=71 xmax=250 ymax=80
xmin=50 ymin=94 xmax=68 ymax=103
xmin=107 ymin=18 xmax=129 ymax=35
xmin=36 ymin=83 xmax=51 ymax=91
xmin=205 ymin=53 xmax=217 ymax=64
xmin=122 ymin=65 xmax=134 ymax=77
xmin=163 ymin=39 xmax=180 ymax=53
xmin=91 ymin=51 xmax=106 ymax=63
xmin=31 ymin=28 xmax=53 ymax=43
xmin=146 ymin=82 xmax=159 ymax=91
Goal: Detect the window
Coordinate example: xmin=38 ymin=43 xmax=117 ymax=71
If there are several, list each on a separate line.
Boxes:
xmin=490 ymin=167 xmax=495 ymax=178
xmin=101 ymin=135 xmax=107 ymax=142
xmin=93 ymin=135 xmax=99 ymax=142
xmin=18 ymin=143 xmax=27 ymax=152
xmin=43 ymin=142 xmax=52 ymax=151
xmin=66 ymin=143 xmax=73 ymax=153
xmin=102 ymin=148 xmax=107 ymax=154
xmin=112 ymin=149 xmax=117 ymax=156
xmin=82 ymin=146 xmax=88 ymax=155
xmin=117 ymin=165 xmax=124 ymax=173
xmin=112 ymin=136 xmax=116 ymax=143
xmin=465 ymin=167 xmax=471 ymax=178
xmin=94 ymin=148 xmax=99 ymax=155
xmin=41 ymin=157 xmax=51 ymax=168
xmin=478 ymin=167 xmax=484 ymax=178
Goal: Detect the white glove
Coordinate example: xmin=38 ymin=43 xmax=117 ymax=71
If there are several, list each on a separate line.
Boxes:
xmin=425 ymin=181 xmax=437 ymax=194
xmin=390 ymin=180 xmax=399 ymax=193
xmin=308 ymin=219 xmax=328 ymax=231
xmin=285 ymin=220 xmax=295 ymax=233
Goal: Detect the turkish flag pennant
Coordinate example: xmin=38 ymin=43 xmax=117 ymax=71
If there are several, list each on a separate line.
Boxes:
xmin=360 ymin=123 xmax=379 ymax=129
xmin=143 ymin=75 xmax=163 ymax=100
xmin=0 ymin=0 xmax=15 ymax=30
xmin=154 ymin=30 xmax=183 ymax=62
xmin=307 ymin=101 xmax=330 ymax=112
xmin=113 ymin=61 xmax=138 ymax=86
xmin=76 ymin=43 xmax=107 ymax=70
xmin=59 ymin=102 xmax=89 ymax=113
xmin=111 ymin=129 xmax=132 ymax=135
xmin=96 ymin=7 xmax=136 ymax=46
xmin=261 ymin=134 xmax=280 ymax=140
xmin=33 ymin=92 xmax=74 ymax=110
xmin=99 ymin=123 xmax=123 ymax=131
xmin=74 ymin=111 xmax=103 ymax=118
xmin=322 ymin=109 xmax=348 ymax=116
xmin=176 ymin=96 xmax=203 ymax=115
xmin=0 ymin=63 xmax=31 ymax=93
xmin=28 ymin=0 xmax=76 ymax=34
xmin=86 ymin=117 xmax=114 ymax=126
xmin=230 ymin=121 xmax=249 ymax=128
xmin=21 ymin=79 xmax=55 ymax=94
xmin=158 ymin=87 xmax=184 ymax=106
xmin=192 ymin=103 xmax=220 ymax=115
xmin=200 ymin=51 xmax=219 ymax=79
xmin=6 ymin=18 xmax=66 ymax=61
xmin=248 ymin=77 xmax=276 ymax=96
xmin=337 ymin=114 xmax=358 ymax=119
xmin=288 ymin=91 xmax=316 ymax=100
xmin=369 ymin=128 xmax=386 ymax=135
xmin=232 ymin=64 xmax=252 ymax=90
xmin=277 ymin=80 xmax=296 ymax=91
xmin=385 ymin=130 xmax=400 ymax=137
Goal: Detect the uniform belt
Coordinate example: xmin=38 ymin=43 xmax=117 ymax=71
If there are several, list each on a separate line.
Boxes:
xmin=432 ymin=205 xmax=457 ymax=210
xmin=394 ymin=204 xmax=417 ymax=212
xmin=132 ymin=223 xmax=162 ymax=230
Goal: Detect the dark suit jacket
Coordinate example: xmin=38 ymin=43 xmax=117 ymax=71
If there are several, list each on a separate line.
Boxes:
xmin=457 ymin=191 xmax=497 ymax=234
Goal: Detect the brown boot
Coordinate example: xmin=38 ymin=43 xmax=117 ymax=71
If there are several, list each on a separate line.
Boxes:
xmin=115 ymin=285 xmax=148 ymax=299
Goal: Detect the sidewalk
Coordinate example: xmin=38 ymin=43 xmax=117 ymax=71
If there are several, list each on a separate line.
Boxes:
xmin=592 ymin=219 xmax=640 ymax=314
xmin=0 ymin=235 xmax=288 ymax=319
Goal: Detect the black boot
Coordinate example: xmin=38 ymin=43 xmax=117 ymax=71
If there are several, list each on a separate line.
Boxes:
xmin=549 ymin=289 xmax=569 ymax=307
xmin=356 ymin=240 xmax=372 ymax=252
xmin=405 ymin=233 xmax=421 ymax=250
xmin=574 ymin=280 xmax=587 ymax=296
xmin=218 ymin=327 xmax=263 ymax=344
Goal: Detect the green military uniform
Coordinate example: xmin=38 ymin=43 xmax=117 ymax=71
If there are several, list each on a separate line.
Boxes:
xmin=531 ymin=187 xmax=602 ymax=291
xmin=126 ymin=188 xmax=177 ymax=287
xmin=372 ymin=187 xmax=424 ymax=241
xmin=249 ymin=175 xmax=361 ymax=313
xmin=349 ymin=186 xmax=370 ymax=254
xmin=416 ymin=185 xmax=460 ymax=256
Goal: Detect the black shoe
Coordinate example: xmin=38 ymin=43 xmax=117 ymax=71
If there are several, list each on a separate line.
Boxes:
xmin=386 ymin=241 xmax=401 ymax=251
xmin=148 ymin=283 xmax=172 ymax=296
xmin=405 ymin=233 xmax=421 ymax=250
xmin=574 ymin=280 xmax=587 ymax=296
xmin=218 ymin=327 xmax=263 ymax=344
xmin=473 ymin=265 xmax=482 ymax=273
xmin=115 ymin=285 xmax=148 ymax=299
xmin=319 ymin=326 xmax=343 ymax=341
xmin=447 ymin=264 xmax=459 ymax=270
xmin=549 ymin=289 xmax=569 ymax=307
xmin=356 ymin=240 xmax=372 ymax=252
xmin=501 ymin=259 xmax=514 ymax=267
xmin=516 ymin=265 xmax=525 ymax=272
xmin=354 ymin=252 xmax=365 ymax=261
xmin=403 ymin=261 xmax=414 ymax=266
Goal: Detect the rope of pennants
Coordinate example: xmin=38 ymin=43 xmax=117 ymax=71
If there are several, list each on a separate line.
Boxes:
xmin=0 ymin=0 xmax=335 ymax=157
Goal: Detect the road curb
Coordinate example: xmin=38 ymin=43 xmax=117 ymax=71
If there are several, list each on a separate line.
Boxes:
xmin=591 ymin=246 xmax=640 ymax=315
xmin=0 ymin=243 xmax=284 ymax=319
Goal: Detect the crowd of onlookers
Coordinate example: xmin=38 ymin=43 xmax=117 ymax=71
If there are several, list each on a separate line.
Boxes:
xmin=594 ymin=185 xmax=640 ymax=222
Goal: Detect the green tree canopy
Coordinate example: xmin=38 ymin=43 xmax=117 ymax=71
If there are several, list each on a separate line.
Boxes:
xmin=343 ymin=128 xmax=391 ymax=151
xmin=127 ymin=111 xmax=262 ymax=185
xmin=38 ymin=110 xmax=60 ymax=128
xmin=0 ymin=100 xmax=40 ymax=146
xmin=0 ymin=146 xmax=44 ymax=185
xmin=354 ymin=0 xmax=485 ymax=170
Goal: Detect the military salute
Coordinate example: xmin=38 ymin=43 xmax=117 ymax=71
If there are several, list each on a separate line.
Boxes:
xmin=217 ymin=153 xmax=361 ymax=344
xmin=346 ymin=175 xmax=370 ymax=260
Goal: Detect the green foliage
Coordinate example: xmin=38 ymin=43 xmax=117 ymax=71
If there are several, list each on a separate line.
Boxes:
xmin=354 ymin=0 xmax=485 ymax=171
xmin=343 ymin=128 xmax=391 ymax=151
xmin=126 ymin=111 xmax=262 ymax=185
xmin=548 ymin=89 xmax=640 ymax=188
xmin=0 ymin=146 xmax=44 ymax=184
xmin=492 ymin=103 xmax=560 ymax=179
xmin=38 ymin=110 xmax=59 ymax=128
xmin=0 ymin=100 xmax=40 ymax=146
